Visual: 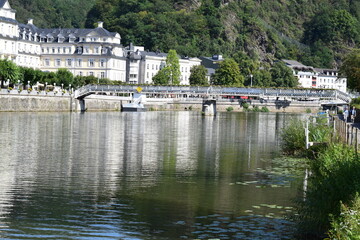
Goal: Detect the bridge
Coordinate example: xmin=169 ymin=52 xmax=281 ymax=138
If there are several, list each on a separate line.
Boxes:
xmin=76 ymin=84 xmax=353 ymax=103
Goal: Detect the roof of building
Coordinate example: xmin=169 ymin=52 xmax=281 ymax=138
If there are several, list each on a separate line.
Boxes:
xmin=282 ymin=59 xmax=314 ymax=71
xmin=141 ymin=51 xmax=167 ymax=58
xmin=0 ymin=0 xmax=7 ymax=8
xmin=0 ymin=15 xmax=17 ymax=24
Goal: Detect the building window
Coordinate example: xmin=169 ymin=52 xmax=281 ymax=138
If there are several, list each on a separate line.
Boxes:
xmin=56 ymin=59 xmax=61 ymax=66
xmin=45 ymin=59 xmax=50 ymax=66
xmin=101 ymin=72 xmax=105 ymax=78
xmin=95 ymin=47 xmax=99 ymax=54
xmin=88 ymin=59 xmax=94 ymax=67
xmin=89 ymin=72 xmax=94 ymax=76
xmin=67 ymin=59 xmax=72 ymax=67
xmin=147 ymin=72 xmax=149 ymax=78
xmin=52 ymin=48 xmax=55 ymax=53
xmin=85 ymin=47 xmax=89 ymax=53
xmin=147 ymin=64 xmax=149 ymax=69
xmin=77 ymin=59 xmax=82 ymax=67
xmin=79 ymin=71 xmax=83 ymax=76
xmin=100 ymin=59 xmax=105 ymax=67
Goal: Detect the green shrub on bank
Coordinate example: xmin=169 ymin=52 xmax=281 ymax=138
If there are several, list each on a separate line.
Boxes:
xmin=328 ymin=194 xmax=360 ymax=239
xmin=241 ymin=102 xmax=249 ymax=110
xmin=294 ymin=143 xmax=360 ymax=238
xmin=281 ymin=119 xmax=306 ymax=155
xmin=226 ymin=106 xmax=234 ymax=112
xmin=261 ymin=106 xmax=269 ymax=112
xmin=252 ymin=106 xmax=260 ymax=112
xmin=281 ymin=117 xmax=332 ymax=156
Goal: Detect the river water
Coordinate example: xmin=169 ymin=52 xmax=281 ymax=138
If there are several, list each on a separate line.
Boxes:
xmin=0 ymin=111 xmax=304 ymax=239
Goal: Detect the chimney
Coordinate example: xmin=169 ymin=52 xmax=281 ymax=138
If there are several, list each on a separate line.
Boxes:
xmin=28 ymin=19 xmax=33 ymax=25
xmin=97 ymin=21 xmax=104 ymax=28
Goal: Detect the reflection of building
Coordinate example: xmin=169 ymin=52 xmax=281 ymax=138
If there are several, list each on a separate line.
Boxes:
xmin=283 ymin=59 xmax=347 ymax=92
xmin=0 ymin=0 xmax=201 ymax=84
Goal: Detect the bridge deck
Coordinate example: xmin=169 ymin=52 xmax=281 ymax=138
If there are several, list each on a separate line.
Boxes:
xmin=76 ymin=85 xmax=353 ymax=103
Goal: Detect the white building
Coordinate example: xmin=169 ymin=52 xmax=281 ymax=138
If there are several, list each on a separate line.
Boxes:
xmin=0 ymin=0 xmax=201 ymax=85
xmin=125 ymin=44 xmax=201 ymax=85
xmin=282 ymin=59 xmax=347 ymax=92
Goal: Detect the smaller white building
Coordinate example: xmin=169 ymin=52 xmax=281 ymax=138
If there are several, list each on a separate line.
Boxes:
xmin=283 ymin=60 xmax=347 ymax=92
xmin=125 ymin=44 xmax=201 ymax=85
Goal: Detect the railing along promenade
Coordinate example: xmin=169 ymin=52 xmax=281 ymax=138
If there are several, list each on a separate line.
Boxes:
xmin=76 ymin=85 xmax=352 ymax=103
xmin=333 ymin=116 xmax=360 ymax=151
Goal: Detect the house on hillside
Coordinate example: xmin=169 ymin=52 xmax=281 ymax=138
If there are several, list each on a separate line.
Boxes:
xmin=282 ymin=59 xmax=347 ymax=92
xmin=199 ymin=55 xmax=224 ymax=82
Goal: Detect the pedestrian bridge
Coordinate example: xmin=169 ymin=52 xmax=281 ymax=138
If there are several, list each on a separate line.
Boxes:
xmin=76 ymin=85 xmax=353 ymax=103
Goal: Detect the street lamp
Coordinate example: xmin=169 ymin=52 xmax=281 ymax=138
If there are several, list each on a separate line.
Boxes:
xmin=17 ymin=80 xmax=20 ymax=89
xmin=250 ymin=74 xmax=253 ymax=87
xmin=69 ymin=84 xmax=71 ymax=94
xmin=61 ymin=83 xmax=64 ymax=90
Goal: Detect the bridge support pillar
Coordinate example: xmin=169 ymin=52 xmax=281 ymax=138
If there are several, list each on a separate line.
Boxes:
xmin=202 ymin=99 xmax=216 ymax=116
xmin=79 ymin=98 xmax=86 ymax=112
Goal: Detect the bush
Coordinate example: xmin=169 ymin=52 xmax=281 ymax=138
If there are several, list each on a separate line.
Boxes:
xmin=241 ymin=102 xmax=250 ymax=109
xmin=294 ymin=143 xmax=360 ymax=238
xmin=328 ymin=194 xmax=360 ymax=239
xmin=252 ymin=106 xmax=260 ymax=112
xmin=261 ymin=106 xmax=269 ymax=112
xmin=306 ymin=108 xmax=312 ymax=113
xmin=280 ymin=119 xmax=306 ymax=155
xmin=226 ymin=106 xmax=234 ymax=112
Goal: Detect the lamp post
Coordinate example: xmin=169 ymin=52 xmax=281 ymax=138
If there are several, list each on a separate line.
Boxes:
xmin=69 ymin=84 xmax=71 ymax=94
xmin=250 ymin=74 xmax=253 ymax=87
xmin=61 ymin=83 xmax=64 ymax=90
xmin=17 ymin=80 xmax=20 ymax=89
xmin=27 ymin=81 xmax=30 ymax=89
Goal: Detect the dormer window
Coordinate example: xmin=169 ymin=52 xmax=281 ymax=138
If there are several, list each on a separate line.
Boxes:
xmin=69 ymin=34 xmax=76 ymax=43
xmin=58 ymin=37 xmax=65 ymax=43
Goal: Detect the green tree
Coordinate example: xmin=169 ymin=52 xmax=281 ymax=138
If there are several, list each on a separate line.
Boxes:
xmin=270 ymin=62 xmax=298 ymax=88
xmin=341 ymin=49 xmax=360 ymax=91
xmin=19 ymin=67 xmax=45 ymax=87
xmin=166 ymin=49 xmax=181 ymax=84
xmin=211 ymin=58 xmax=244 ymax=86
xmin=153 ymin=67 xmax=170 ymax=85
xmin=0 ymin=59 xmax=20 ymax=88
xmin=55 ymin=68 xmax=74 ymax=87
xmin=189 ymin=65 xmax=208 ymax=85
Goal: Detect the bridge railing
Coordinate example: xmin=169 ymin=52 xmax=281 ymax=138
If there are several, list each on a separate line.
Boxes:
xmin=76 ymin=85 xmax=352 ymax=103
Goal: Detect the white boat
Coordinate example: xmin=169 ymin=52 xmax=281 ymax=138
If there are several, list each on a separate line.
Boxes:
xmin=121 ymin=92 xmax=146 ymax=112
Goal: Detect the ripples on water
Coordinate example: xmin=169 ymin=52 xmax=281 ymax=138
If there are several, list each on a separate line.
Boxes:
xmin=0 ymin=111 xmax=303 ymax=239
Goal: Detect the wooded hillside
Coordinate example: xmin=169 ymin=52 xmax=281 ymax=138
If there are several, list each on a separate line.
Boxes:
xmin=9 ymin=0 xmax=360 ymax=68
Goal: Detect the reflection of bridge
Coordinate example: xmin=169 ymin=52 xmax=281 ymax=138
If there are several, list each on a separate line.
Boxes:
xmin=76 ymin=84 xmax=353 ymax=103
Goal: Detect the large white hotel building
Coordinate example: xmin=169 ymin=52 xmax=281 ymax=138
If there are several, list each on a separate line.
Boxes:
xmin=0 ymin=0 xmax=200 ymax=85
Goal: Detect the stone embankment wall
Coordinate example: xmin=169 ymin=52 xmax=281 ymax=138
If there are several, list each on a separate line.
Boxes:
xmin=0 ymin=94 xmax=322 ymax=113
xmin=0 ymin=94 xmax=72 ymax=112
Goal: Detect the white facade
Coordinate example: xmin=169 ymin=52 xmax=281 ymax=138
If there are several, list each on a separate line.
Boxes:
xmin=283 ymin=59 xmax=347 ymax=92
xmin=0 ymin=0 xmax=201 ymax=84
xmin=126 ymin=45 xmax=201 ymax=85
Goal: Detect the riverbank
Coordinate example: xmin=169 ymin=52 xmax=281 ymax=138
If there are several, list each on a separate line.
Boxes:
xmin=282 ymin=116 xmax=360 ymax=239
xmin=0 ymin=93 xmax=325 ymax=113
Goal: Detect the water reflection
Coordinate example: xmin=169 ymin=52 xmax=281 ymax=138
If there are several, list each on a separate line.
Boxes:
xmin=0 ymin=111 xmax=301 ymax=239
